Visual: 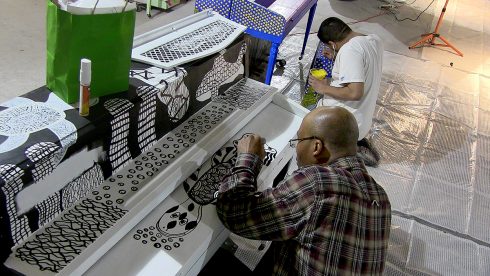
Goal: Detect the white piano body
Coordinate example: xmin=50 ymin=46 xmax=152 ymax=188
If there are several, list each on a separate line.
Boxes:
xmin=4 ymin=10 xmax=309 ymax=276
xmin=86 ymin=93 xmax=307 ymax=276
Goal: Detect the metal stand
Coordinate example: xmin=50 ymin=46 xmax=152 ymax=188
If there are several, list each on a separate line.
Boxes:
xmin=409 ymin=0 xmax=463 ymax=57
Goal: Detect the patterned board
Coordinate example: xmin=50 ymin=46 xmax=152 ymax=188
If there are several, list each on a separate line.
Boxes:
xmin=132 ymin=134 xmax=277 ymax=249
xmin=84 ymin=95 xmax=303 ymax=276
xmin=6 ymin=78 xmax=273 ymax=275
xmin=230 ymin=0 xmax=285 ymax=36
xmin=304 ymin=42 xmax=334 ymax=97
xmin=132 ymin=11 xmax=247 ymax=68
xmin=194 ymin=0 xmax=233 ymax=18
xmin=214 ymin=78 xmax=276 ymax=109
xmin=0 ymin=37 xmax=247 ymax=270
xmin=98 ymin=101 xmax=236 ymax=209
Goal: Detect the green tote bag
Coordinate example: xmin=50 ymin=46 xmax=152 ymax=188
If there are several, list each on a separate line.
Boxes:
xmin=46 ymin=0 xmax=136 ymax=103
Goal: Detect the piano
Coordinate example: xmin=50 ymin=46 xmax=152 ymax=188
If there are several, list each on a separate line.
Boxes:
xmin=1 ymin=10 xmax=308 ymax=275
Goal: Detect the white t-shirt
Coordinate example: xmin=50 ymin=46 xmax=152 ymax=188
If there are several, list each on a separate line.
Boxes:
xmin=317 ymin=34 xmax=383 ymax=140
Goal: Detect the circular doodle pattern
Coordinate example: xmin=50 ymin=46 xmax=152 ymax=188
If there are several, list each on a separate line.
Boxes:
xmin=0 ymin=104 xmax=63 ymax=135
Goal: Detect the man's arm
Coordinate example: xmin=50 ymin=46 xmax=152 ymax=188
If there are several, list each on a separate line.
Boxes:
xmin=308 ymin=77 xmax=364 ymax=101
xmin=216 ymin=153 xmax=315 ymax=241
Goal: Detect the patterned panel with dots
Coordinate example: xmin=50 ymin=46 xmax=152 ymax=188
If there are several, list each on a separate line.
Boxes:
xmin=90 ymin=101 xmax=237 ymax=208
xmin=194 ymin=0 xmax=233 ymax=17
xmin=230 ymin=0 xmax=285 ymax=36
xmin=142 ymin=20 xmax=239 ymax=64
xmin=9 ymin=78 xmax=276 ymax=275
xmin=305 ymin=42 xmax=334 ymax=94
xmin=134 ymin=227 xmax=186 ymax=250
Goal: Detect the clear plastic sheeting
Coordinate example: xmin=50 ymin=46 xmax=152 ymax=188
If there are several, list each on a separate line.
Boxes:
xmin=229 ymin=233 xmax=271 ymax=271
xmin=386 ymin=215 xmax=490 ymax=275
xmin=275 ymin=38 xmax=490 ymax=274
xmin=368 ymin=51 xmax=490 ymax=275
xmin=270 ymin=30 xmax=319 ymax=100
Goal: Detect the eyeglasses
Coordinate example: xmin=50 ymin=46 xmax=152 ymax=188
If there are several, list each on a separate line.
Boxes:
xmin=289 ymin=136 xmax=323 ymax=148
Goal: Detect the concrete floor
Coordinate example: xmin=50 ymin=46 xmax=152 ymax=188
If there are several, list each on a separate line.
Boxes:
xmin=1 ymin=0 xmax=489 ymax=274
xmin=1 ymin=0 xmax=488 ymax=103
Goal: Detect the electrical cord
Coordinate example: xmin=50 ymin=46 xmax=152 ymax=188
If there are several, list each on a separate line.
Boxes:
xmin=286 ymin=10 xmax=390 ymax=38
xmin=389 ymin=0 xmax=436 ymax=22
xmin=286 ymin=0 xmax=432 ymax=37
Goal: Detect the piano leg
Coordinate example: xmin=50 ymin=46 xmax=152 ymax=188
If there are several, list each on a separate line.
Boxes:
xmin=300 ymin=3 xmax=317 ymax=60
xmin=265 ymin=42 xmax=280 ymax=85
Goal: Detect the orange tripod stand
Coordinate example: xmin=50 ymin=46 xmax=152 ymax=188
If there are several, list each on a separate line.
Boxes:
xmin=409 ymin=0 xmax=463 ymax=57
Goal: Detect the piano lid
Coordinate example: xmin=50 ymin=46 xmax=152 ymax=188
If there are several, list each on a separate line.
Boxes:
xmin=132 ymin=10 xmax=247 ymax=69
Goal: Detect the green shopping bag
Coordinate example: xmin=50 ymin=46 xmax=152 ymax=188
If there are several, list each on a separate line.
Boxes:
xmin=46 ymin=0 xmax=136 ymax=103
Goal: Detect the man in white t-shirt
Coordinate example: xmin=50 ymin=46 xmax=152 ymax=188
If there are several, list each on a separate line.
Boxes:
xmin=308 ymin=17 xmax=383 ymax=166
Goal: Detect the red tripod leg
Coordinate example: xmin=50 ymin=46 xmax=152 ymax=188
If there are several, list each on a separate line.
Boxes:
xmin=409 ymin=33 xmax=435 ymax=49
xmin=438 ymin=35 xmax=464 ymax=57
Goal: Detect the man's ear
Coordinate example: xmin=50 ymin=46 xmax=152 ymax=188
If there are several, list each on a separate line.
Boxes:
xmin=312 ymin=140 xmax=323 ymax=157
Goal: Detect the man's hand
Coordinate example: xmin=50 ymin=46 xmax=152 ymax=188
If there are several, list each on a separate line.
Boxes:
xmin=321 ymin=43 xmax=335 ymax=60
xmin=237 ymin=134 xmax=265 ymax=161
xmin=308 ymin=74 xmax=330 ymax=94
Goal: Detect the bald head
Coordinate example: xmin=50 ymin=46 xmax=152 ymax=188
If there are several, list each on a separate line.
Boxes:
xmin=303 ymin=106 xmax=358 ymax=154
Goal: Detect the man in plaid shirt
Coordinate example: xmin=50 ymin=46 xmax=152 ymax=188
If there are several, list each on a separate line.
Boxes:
xmin=216 ymin=106 xmax=391 ymax=275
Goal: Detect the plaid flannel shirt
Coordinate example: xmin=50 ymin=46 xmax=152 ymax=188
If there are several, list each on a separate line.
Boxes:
xmin=216 ymin=153 xmax=391 ymax=276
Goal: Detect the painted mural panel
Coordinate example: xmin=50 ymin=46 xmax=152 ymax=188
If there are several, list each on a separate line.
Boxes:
xmin=1 ymin=37 xmax=247 ymax=271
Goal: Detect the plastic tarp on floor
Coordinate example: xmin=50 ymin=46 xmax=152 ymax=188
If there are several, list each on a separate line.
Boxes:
xmin=273 ymin=35 xmax=490 ymax=275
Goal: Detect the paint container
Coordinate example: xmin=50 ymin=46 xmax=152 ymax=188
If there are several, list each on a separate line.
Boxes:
xmin=309 ymin=68 xmax=327 ymax=89
xmin=79 ymin=59 xmax=91 ymax=116
xmin=302 ymin=68 xmax=327 ymax=108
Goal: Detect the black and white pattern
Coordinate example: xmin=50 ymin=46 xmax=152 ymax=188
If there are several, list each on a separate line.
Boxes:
xmin=94 ymin=102 xmax=236 ymax=207
xmin=158 ymin=71 xmax=190 ymax=122
xmin=133 ymin=224 xmax=187 ymax=251
xmin=131 ymin=67 xmax=191 ymax=151
xmin=187 ymin=146 xmax=235 ymax=205
xmin=35 ymin=164 xmax=104 ymax=227
xmin=132 ymin=134 xmax=277 ymax=249
xmin=132 ymin=11 xmax=247 ymax=68
xmin=15 ymin=198 xmax=127 ymax=273
xmin=35 ymin=193 xmax=61 ymax=228
xmin=195 ymin=43 xmax=247 ymax=101
xmin=25 ymin=142 xmax=63 ymax=182
xmin=142 ymin=20 xmax=239 ymax=64
xmin=9 ymin=101 xmax=236 ymax=272
xmin=0 ymin=164 xmax=30 ymax=246
xmin=214 ymin=78 xmax=273 ymax=110
xmin=104 ymin=98 xmax=134 ymax=172
xmin=131 ymin=67 xmax=190 ymax=123
xmin=0 ymin=93 xmax=77 ymax=154
xmin=61 ymin=163 xmax=104 ymax=209
xmin=136 ymin=85 xmax=159 ymax=152
xmin=26 ymin=142 xmax=65 ymax=227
